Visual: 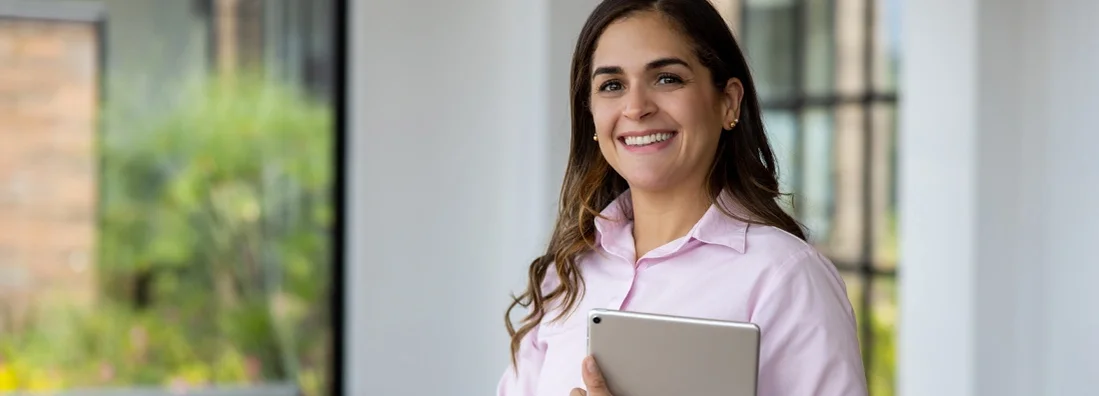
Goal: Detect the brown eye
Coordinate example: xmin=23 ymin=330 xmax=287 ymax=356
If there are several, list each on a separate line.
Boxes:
xmin=656 ymin=73 xmax=684 ymax=85
xmin=598 ymin=80 xmax=624 ymax=92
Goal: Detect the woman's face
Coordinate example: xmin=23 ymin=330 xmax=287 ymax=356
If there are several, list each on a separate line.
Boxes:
xmin=590 ymin=11 xmax=742 ymax=194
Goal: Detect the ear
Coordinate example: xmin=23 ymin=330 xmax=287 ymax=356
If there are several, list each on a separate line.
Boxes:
xmin=721 ymin=78 xmax=745 ymax=125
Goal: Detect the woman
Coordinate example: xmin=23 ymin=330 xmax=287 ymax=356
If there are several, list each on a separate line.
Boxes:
xmin=498 ymin=0 xmax=866 ymax=395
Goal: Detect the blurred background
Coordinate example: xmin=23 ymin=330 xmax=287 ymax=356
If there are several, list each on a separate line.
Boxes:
xmin=1 ymin=0 xmax=337 ymax=394
xmin=2 ymin=0 xmax=1097 ymax=395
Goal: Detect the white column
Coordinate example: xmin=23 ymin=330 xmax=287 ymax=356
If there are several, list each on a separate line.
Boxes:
xmin=1031 ymin=0 xmax=1099 ymax=393
xmin=897 ymin=0 xmax=979 ymax=393
xmin=345 ymin=0 xmax=593 ymax=394
xmin=899 ymin=0 xmax=1099 ymax=395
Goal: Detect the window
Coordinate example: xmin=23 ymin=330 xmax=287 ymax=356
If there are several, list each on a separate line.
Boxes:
xmin=723 ymin=0 xmax=902 ymax=394
xmin=0 ymin=0 xmax=345 ymax=394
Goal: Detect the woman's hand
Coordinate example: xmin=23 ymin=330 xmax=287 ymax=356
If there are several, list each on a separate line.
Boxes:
xmin=569 ymin=356 xmax=613 ymax=396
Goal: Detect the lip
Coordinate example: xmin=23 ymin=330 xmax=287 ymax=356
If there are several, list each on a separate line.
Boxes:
xmin=616 ymin=129 xmax=678 ymax=154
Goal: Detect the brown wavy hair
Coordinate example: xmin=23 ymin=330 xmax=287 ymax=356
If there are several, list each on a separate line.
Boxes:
xmin=505 ymin=0 xmax=806 ymax=367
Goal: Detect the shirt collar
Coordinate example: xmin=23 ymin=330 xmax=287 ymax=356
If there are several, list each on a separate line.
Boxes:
xmin=687 ymin=190 xmax=749 ymax=253
xmin=593 ymin=189 xmax=748 ymax=255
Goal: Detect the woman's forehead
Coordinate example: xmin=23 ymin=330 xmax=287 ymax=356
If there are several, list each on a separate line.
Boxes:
xmin=591 ymin=12 xmax=698 ymax=70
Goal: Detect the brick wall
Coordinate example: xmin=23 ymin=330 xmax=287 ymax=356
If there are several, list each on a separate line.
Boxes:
xmin=0 ymin=19 xmax=99 ymax=331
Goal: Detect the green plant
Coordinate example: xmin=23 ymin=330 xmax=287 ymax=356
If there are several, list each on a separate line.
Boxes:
xmin=98 ymin=71 xmax=334 ymax=388
xmin=868 ymin=282 xmax=897 ymax=396
xmin=849 ymin=280 xmax=897 ymax=396
xmin=1 ymin=72 xmax=334 ymax=395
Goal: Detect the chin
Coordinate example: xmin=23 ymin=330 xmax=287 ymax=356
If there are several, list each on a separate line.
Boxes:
xmin=620 ymin=172 xmax=679 ymax=193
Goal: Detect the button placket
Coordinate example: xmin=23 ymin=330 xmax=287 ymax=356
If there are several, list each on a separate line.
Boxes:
xmin=608 ymin=260 xmax=640 ymax=310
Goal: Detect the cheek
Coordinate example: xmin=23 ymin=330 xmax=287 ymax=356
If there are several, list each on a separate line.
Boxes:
xmin=589 ymin=101 xmax=619 ymax=162
xmin=665 ymin=96 xmax=722 ymax=139
xmin=590 ymin=101 xmax=618 ymax=134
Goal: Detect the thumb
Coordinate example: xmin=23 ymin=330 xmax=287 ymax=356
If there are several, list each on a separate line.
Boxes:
xmin=581 ymin=356 xmax=612 ymax=396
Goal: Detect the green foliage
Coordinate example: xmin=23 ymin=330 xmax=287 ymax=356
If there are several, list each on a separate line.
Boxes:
xmin=868 ymin=284 xmax=897 ymax=396
xmin=0 ymin=72 xmax=333 ymax=395
xmin=849 ymin=280 xmax=897 ymax=396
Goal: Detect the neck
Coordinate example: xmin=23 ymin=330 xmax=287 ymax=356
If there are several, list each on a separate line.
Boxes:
xmin=629 ymin=185 xmax=712 ymax=260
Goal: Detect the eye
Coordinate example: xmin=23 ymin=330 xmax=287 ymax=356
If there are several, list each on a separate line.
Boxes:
xmin=598 ymin=80 xmax=624 ymax=92
xmin=656 ymin=73 xmax=684 ymax=85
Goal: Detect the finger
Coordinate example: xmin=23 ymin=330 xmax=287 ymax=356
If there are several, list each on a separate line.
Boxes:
xmin=581 ymin=356 xmax=612 ymax=396
xmin=569 ymin=388 xmax=587 ymax=396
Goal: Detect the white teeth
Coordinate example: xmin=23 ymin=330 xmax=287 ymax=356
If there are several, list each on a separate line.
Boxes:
xmin=624 ymin=132 xmax=673 ymax=146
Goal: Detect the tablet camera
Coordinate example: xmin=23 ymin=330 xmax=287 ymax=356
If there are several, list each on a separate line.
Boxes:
xmin=592 ymin=316 xmax=601 ymax=324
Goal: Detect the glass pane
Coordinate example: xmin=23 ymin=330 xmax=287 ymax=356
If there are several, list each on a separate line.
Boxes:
xmin=799 ymin=107 xmax=835 ymax=246
xmin=834 ymin=0 xmax=868 ymax=97
xmin=869 ymin=276 xmax=897 ymax=396
xmin=0 ymin=1 xmax=337 ymax=395
xmin=840 ymin=272 xmax=862 ymax=307
xmin=819 ymin=104 xmax=865 ymax=264
xmin=840 ymin=272 xmax=864 ymax=342
xmin=743 ymin=0 xmax=798 ymax=102
xmin=762 ymin=110 xmax=798 ymax=211
xmin=802 ymin=0 xmax=835 ymax=96
xmin=872 ymin=103 xmax=898 ymax=269
xmin=873 ymin=0 xmax=902 ymax=92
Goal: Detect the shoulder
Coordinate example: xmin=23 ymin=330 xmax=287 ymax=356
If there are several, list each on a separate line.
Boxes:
xmin=739 ymin=224 xmax=844 ymax=290
xmin=743 ymin=228 xmax=866 ymax=394
xmin=740 ymin=226 xmax=853 ymax=319
xmin=742 ymin=224 xmax=827 ymax=267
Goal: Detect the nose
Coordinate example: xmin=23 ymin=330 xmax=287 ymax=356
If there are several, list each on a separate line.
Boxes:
xmin=621 ymin=86 xmax=656 ymax=121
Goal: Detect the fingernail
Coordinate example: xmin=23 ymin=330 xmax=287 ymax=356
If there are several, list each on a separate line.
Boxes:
xmin=586 ymin=357 xmax=598 ymax=374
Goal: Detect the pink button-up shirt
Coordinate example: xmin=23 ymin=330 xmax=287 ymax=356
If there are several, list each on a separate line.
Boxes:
xmin=497 ymin=192 xmax=867 ymax=396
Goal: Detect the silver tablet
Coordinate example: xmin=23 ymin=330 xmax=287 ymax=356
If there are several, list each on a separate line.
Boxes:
xmin=587 ymin=308 xmax=760 ymax=396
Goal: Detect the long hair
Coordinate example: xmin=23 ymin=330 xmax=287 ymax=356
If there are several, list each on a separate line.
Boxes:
xmin=505 ymin=0 xmax=806 ymax=367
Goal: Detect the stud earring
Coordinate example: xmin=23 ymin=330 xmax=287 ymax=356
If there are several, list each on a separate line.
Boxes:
xmin=593 ymin=133 xmax=598 ymax=141
xmin=728 ymin=119 xmax=739 ymax=129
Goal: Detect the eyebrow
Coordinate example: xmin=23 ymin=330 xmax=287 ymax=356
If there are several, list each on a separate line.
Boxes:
xmin=591 ymin=57 xmax=691 ymax=79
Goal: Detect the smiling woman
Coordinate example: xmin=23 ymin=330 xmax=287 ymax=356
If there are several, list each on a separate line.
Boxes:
xmin=498 ymin=1 xmax=866 ymax=396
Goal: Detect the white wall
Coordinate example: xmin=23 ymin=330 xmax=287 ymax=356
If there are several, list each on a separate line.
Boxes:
xmin=345 ymin=0 xmax=592 ymax=394
xmin=900 ymin=0 xmax=1099 ymax=395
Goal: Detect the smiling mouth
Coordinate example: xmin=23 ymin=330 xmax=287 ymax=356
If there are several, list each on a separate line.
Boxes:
xmin=620 ymin=131 xmax=676 ymax=147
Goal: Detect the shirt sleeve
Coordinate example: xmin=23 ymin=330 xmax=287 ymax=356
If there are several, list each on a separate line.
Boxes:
xmin=495 ymin=322 xmax=546 ymax=396
xmin=750 ymin=248 xmax=868 ymax=396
